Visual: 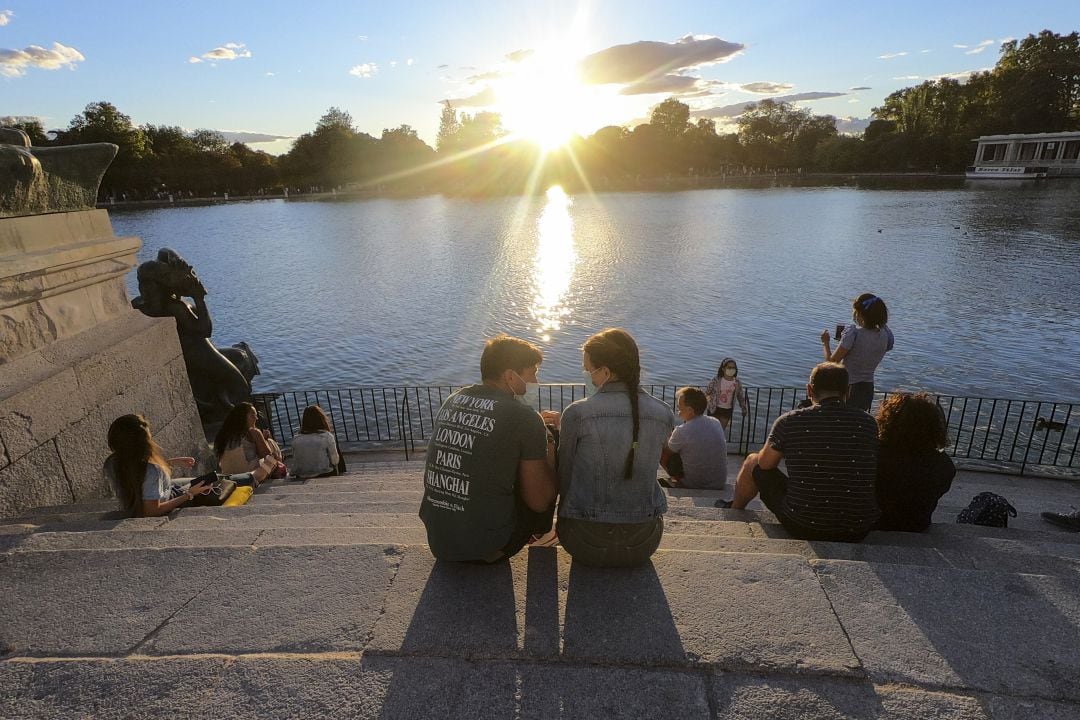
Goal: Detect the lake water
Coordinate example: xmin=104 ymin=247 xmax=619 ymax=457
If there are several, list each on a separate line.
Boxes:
xmin=112 ymin=180 xmax=1080 ymax=401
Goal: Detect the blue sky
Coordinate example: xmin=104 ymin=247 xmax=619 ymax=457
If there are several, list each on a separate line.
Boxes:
xmin=2 ymin=1 xmax=1076 ymax=153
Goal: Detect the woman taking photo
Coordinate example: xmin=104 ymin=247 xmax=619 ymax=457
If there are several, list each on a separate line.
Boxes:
xmin=556 ymin=328 xmax=675 ymax=567
xmin=104 ymin=414 xmax=274 ymax=518
xmin=821 ymin=292 xmax=894 ymax=412
xmin=215 ymin=402 xmax=284 ymax=475
xmin=291 ymin=405 xmax=343 ymax=478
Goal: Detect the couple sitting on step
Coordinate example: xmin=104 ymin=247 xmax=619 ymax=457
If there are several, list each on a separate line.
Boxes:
xmin=420 ymin=335 xmax=956 ymax=566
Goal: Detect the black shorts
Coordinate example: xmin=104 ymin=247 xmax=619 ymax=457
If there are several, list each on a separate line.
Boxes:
xmin=710 ymin=408 xmax=733 ymax=422
xmin=751 ymin=465 xmax=867 ymax=543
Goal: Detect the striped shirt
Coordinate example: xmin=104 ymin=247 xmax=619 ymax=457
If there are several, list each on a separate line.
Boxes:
xmin=768 ymin=397 xmax=880 ymax=534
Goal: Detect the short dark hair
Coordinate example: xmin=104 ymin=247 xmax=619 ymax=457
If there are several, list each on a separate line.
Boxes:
xmin=809 ymin=362 xmax=849 ymax=397
xmin=853 ymin=293 xmax=888 ymax=329
xmin=480 ymin=335 xmax=543 ymax=380
xmin=877 ymin=392 xmax=948 ymax=451
xmin=678 ymin=387 xmax=708 ymax=416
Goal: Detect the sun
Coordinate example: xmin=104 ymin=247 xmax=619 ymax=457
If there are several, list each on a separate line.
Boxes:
xmin=494 ymin=41 xmax=602 ymax=150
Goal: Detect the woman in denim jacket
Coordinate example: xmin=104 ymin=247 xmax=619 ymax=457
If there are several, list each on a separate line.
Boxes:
xmin=556 ymin=328 xmax=675 ymax=567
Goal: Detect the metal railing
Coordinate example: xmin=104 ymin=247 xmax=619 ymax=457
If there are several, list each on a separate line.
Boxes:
xmin=253 ymin=385 xmax=1080 ymax=478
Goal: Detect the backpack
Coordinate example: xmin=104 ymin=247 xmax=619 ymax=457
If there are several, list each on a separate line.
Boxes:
xmin=957 ymin=492 xmax=1017 ymax=528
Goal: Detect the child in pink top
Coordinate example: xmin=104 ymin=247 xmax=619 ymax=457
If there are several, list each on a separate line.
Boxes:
xmin=705 ymin=357 xmax=748 ymax=434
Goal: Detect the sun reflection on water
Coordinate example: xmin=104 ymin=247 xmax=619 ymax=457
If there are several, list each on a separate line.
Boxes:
xmin=530 ymin=186 xmax=577 ymax=341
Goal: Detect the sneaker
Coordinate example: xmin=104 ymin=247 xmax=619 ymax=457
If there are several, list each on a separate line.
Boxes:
xmin=1041 ymin=508 xmax=1080 ymax=531
xmin=528 ymin=529 xmax=560 ymax=547
xmin=714 ymin=499 xmax=733 ymax=509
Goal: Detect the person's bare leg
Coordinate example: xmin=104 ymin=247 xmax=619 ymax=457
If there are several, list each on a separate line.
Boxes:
xmin=732 ymin=453 xmax=760 ymax=509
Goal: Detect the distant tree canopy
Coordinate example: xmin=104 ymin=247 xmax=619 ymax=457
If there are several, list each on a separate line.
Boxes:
xmin=15 ymin=30 xmax=1076 ymax=199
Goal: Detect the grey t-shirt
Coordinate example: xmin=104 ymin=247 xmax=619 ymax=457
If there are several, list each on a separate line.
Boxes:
xmin=419 ymin=384 xmax=548 ymax=561
xmin=667 ymin=414 xmax=728 ymax=489
xmin=839 ymin=324 xmax=894 ymax=384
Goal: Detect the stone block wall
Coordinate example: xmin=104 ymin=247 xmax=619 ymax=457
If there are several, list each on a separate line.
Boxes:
xmin=0 ymin=209 xmax=209 ymax=518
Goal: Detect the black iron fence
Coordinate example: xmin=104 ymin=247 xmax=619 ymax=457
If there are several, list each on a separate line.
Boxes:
xmin=253 ymin=385 xmax=1080 ymax=478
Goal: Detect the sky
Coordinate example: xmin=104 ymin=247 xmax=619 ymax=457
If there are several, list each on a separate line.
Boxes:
xmin=1 ymin=0 xmax=1076 ymax=154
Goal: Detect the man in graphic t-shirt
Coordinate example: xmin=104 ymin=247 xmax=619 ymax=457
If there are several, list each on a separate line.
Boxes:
xmin=419 ymin=335 xmax=558 ymax=562
xmin=731 ymin=362 xmax=880 ymax=542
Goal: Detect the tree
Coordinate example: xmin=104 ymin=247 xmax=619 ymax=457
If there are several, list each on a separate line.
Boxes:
xmin=61 ymin=101 xmax=149 ymax=195
xmin=650 ymin=98 xmax=690 ymax=138
xmin=436 ymin=102 xmax=461 ymax=154
xmin=993 ymin=30 xmax=1080 ymax=132
xmin=737 ymin=100 xmax=836 ymax=169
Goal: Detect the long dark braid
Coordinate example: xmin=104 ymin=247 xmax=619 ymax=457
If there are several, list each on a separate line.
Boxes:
xmin=584 ymin=328 xmax=642 ymax=479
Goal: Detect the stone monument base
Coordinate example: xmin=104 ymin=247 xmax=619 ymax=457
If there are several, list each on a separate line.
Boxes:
xmin=0 ymin=209 xmax=209 ymax=519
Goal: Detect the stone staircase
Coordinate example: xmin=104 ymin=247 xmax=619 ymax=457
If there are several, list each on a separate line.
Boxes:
xmin=1 ymin=459 xmax=1079 ymax=719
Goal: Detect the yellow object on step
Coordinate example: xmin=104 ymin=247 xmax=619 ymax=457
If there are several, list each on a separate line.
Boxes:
xmin=223 ymin=486 xmax=254 ymax=507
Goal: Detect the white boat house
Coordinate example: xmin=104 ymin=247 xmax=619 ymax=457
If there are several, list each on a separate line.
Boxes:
xmin=968 ymin=131 xmax=1080 ymax=178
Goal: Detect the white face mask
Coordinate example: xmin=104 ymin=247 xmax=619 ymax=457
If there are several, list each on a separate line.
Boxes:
xmin=723 ymin=368 xmax=737 ymax=378
xmin=511 ymin=371 xmax=539 ymax=407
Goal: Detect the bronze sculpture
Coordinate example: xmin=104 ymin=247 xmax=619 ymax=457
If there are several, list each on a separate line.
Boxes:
xmin=131 ymin=248 xmax=258 ymax=431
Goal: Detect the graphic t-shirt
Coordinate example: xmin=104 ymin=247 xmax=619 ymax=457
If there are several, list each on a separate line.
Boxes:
xmin=419 ymin=384 xmax=548 ymax=561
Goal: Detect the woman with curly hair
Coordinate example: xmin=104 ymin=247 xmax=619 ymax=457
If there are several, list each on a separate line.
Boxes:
xmin=874 ymin=393 xmax=956 ymax=532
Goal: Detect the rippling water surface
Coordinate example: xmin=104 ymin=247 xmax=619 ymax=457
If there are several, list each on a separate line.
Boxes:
xmin=113 ymin=181 xmax=1080 ymax=400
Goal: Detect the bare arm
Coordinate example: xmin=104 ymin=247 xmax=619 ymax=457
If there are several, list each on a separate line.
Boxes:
xmin=820 ymin=330 xmax=848 ymax=363
xmin=756 ymin=444 xmax=784 ymax=471
xmin=247 ymin=427 xmax=275 ymax=459
xmin=518 ymin=456 xmax=557 ymax=512
xmin=140 ymin=480 xmax=212 ymax=517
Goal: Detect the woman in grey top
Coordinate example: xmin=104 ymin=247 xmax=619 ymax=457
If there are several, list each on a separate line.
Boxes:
xmin=556 ymin=328 xmax=675 ymax=567
xmin=291 ymin=405 xmax=341 ymax=478
xmin=821 ymin=293 xmax=894 ymax=412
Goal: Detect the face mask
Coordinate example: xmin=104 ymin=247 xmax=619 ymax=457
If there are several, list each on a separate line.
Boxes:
xmin=723 ymin=368 xmax=737 ymax=378
xmin=583 ymin=368 xmax=603 ymax=397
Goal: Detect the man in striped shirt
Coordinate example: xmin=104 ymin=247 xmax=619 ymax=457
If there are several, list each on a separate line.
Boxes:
xmin=731 ymin=362 xmax=880 ymax=542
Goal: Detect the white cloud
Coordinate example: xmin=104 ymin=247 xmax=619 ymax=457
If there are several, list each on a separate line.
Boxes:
xmin=836 ymin=117 xmax=871 ymax=134
xmin=192 ymin=42 xmax=252 ymax=62
xmin=893 ymin=75 xmax=921 ymax=80
xmin=878 ymin=51 xmax=908 ymax=60
xmin=580 ymin=34 xmax=744 ymax=85
xmin=929 ymin=68 xmax=991 ymax=82
xmin=188 ymin=57 xmax=202 ymax=64
xmin=690 ymin=91 xmax=847 ymax=118
xmin=953 ymin=44 xmax=968 ymax=49
xmin=920 ymin=49 xmax=931 ymax=54
xmin=349 ymin=62 xmax=378 ymax=78
xmin=965 ymin=40 xmax=994 ymax=55
xmin=506 ymin=49 xmax=534 ymax=63
xmin=389 ymin=60 xmax=398 ymax=68
xmin=265 ymin=71 xmax=275 ymax=77
xmin=999 ymin=36 xmax=1015 ymax=44
xmin=357 ymin=35 xmax=368 ymax=41
xmin=216 ymin=130 xmax=294 ymax=144
xmin=848 ymin=98 xmax=860 ymax=103
xmin=740 ymin=81 xmax=794 ymax=94
xmin=0 ymin=42 xmax=84 ymax=77
xmin=406 ymin=58 xmax=414 ymax=66
xmin=0 ymin=9 xmax=13 ymax=26
xmin=444 ymin=85 xmax=497 ymax=107
xmin=620 ymin=74 xmax=700 ymax=95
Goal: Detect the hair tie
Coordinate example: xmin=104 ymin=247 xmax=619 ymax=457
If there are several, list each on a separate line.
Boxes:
xmin=860 ymin=296 xmax=879 ymax=310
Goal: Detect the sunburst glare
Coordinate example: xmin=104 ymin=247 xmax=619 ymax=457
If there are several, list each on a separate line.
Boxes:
xmin=530 ymin=186 xmax=577 ymax=340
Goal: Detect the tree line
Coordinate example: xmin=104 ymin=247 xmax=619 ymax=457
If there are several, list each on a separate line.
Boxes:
xmin=7 ymin=30 xmax=1076 ymax=199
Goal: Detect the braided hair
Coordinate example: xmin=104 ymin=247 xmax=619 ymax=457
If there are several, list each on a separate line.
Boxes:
xmin=583 ymin=328 xmax=642 ymax=479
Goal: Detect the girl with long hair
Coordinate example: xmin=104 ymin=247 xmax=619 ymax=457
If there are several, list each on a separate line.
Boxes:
xmin=874 ymin=393 xmax=955 ymax=532
xmin=215 ymin=402 xmax=284 ymax=475
xmin=104 ymin=414 xmax=273 ymax=518
xmin=291 ymin=405 xmax=342 ymax=478
xmin=555 ymin=328 xmax=675 ymax=567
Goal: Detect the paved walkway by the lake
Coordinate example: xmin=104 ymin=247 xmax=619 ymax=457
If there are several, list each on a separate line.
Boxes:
xmin=1 ymin=457 xmax=1078 ymax=719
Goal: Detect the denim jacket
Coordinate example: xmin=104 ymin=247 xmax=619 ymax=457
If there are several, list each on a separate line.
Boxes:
xmin=557 ymin=382 xmax=675 ymax=523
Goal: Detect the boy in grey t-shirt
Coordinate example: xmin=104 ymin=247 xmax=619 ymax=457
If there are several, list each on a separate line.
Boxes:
xmin=662 ymin=387 xmax=728 ymax=490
